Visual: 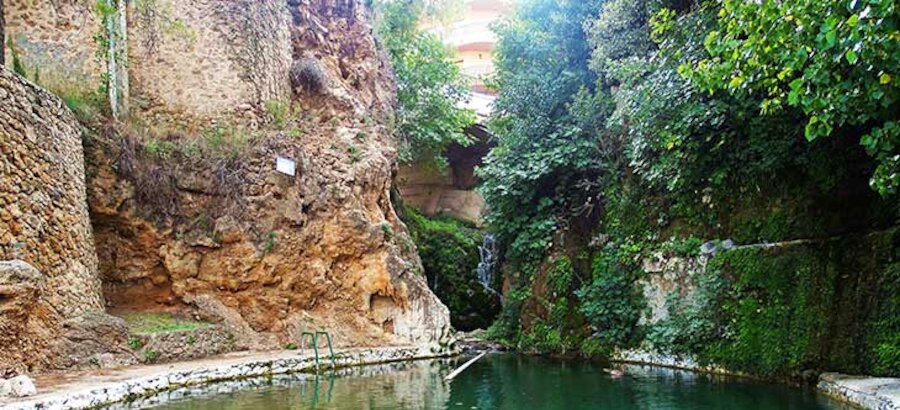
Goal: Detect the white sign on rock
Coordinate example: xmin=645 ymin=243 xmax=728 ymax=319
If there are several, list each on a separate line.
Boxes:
xmin=276 ymin=156 xmax=296 ymax=176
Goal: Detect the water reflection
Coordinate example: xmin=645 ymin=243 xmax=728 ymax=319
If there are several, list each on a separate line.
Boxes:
xmin=133 ymin=354 xmax=849 ymax=410
xmin=447 ymin=354 xmax=852 ymax=410
xmin=128 ymin=358 xmax=457 ymax=410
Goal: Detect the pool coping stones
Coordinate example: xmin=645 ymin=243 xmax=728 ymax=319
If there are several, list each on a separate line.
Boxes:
xmin=0 ymin=345 xmax=451 ymax=410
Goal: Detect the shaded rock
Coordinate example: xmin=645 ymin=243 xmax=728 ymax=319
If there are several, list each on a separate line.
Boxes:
xmin=54 ymin=313 xmax=138 ymax=369
xmin=721 ymin=239 xmax=736 ymax=250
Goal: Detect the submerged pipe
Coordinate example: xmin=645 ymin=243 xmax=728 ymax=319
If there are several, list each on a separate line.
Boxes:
xmin=445 ymin=351 xmax=487 ymax=381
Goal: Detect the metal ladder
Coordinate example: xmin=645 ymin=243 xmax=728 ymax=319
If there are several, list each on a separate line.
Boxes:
xmin=300 ymin=331 xmax=336 ymax=370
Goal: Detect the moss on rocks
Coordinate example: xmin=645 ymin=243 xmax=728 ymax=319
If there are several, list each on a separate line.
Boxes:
xmin=401 ymin=206 xmax=500 ymax=331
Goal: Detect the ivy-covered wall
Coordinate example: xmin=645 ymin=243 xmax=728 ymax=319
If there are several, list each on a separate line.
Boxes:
xmin=479 ymin=0 xmax=900 ymax=380
xmin=645 ymin=230 xmax=900 ymax=377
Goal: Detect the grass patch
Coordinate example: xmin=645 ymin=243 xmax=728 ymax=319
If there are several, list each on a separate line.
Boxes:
xmin=122 ymin=312 xmax=212 ymax=334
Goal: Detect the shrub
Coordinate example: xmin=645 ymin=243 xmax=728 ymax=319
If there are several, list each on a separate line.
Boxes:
xmin=264 ymin=99 xmax=294 ymax=129
xmin=127 ymin=337 xmax=144 ymax=350
xmin=263 ymin=231 xmax=277 ymax=254
xmin=143 ymin=348 xmax=159 ymax=363
xmin=576 ymin=252 xmax=645 ymax=349
xmin=381 ymin=222 xmax=394 ymax=241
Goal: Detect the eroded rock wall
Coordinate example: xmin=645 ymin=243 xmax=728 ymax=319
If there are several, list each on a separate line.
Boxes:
xmin=84 ymin=0 xmax=450 ymax=349
xmin=4 ymin=0 xmax=451 ymax=354
xmin=398 ymin=164 xmax=486 ymax=226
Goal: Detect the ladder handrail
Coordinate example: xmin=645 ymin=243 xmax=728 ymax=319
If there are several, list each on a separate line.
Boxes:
xmin=299 ymin=331 xmax=336 ymax=370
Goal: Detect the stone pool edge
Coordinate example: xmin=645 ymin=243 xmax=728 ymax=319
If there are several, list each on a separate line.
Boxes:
xmin=818 ymin=373 xmax=900 ymax=410
xmin=613 ymin=349 xmax=900 ymax=410
xmin=0 ymin=346 xmax=454 ymax=410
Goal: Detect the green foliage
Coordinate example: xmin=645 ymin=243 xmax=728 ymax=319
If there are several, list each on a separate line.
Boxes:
xmin=646 ymin=266 xmax=727 ymax=356
xmin=61 ymin=89 xmax=107 ymax=124
xmin=484 ymin=286 xmax=532 ymax=345
xmin=381 ymin=222 xmax=394 ymax=241
xmin=547 ymin=257 xmax=575 ymax=295
xmin=374 ymin=0 xmax=476 ymax=166
xmin=586 ymin=0 xmax=652 ymax=75
xmin=285 ymin=342 xmax=298 ymax=350
xmin=201 ymin=123 xmax=256 ymax=158
xmin=263 ymin=231 xmax=277 ymax=254
xmin=264 ymin=99 xmax=295 ymax=130
xmin=127 ymin=337 xmax=144 ymax=350
xmin=519 ymin=320 xmax=572 ymax=354
xmin=484 ymin=0 xmax=900 ymax=376
xmin=685 ymin=0 xmax=900 ymax=194
xmin=871 ymin=261 xmax=900 ymax=375
xmin=659 ymin=236 xmax=703 ymax=257
xmin=479 ymin=0 xmax=609 ymax=279
xmin=123 ymin=312 xmax=212 ymax=334
xmin=143 ymin=348 xmax=159 ymax=363
xmin=7 ymin=37 xmax=28 ymax=78
xmin=400 ymin=205 xmax=500 ymax=331
xmin=702 ymin=247 xmax=843 ymax=375
xmin=644 ymin=230 xmax=900 ymax=376
xmin=347 ymin=144 xmax=363 ymax=163
xmin=576 ymin=252 xmax=645 ymax=350
xmin=144 ymin=138 xmax=178 ymax=160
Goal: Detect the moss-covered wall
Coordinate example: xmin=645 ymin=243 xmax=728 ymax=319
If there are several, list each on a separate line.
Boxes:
xmin=640 ymin=229 xmax=900 ymax=377
xmin=400 ymin=205 xmax=500 ymax=331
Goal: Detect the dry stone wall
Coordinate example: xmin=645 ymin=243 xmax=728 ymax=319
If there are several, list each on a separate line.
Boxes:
xmin=0 ymin=68 xmax=103 ymax=318
xmin=0 ymin=68 xmax=126 ymax=374
xmin=3 ymin=0 xmax=100 ymax=94
xmin=129 ymin=0 xmax=293 ymax=123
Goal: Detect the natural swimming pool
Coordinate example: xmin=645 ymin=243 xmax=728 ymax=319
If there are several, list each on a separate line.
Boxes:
xmin=123 ymin=354 xmax=850 ymax=409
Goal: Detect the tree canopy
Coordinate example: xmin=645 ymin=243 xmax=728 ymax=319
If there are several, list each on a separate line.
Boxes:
xmin=375 ymin=0 xmax=476 ymax=167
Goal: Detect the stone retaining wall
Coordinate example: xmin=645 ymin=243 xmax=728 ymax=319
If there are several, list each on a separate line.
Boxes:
xmin=133 ymin=326 xmax=235 ymax=364
xmin=0 ymin=68 xmax=108 ymax=373
xmin=818 ymin=373 xmax=900 ymax=410
xmin=614 ymin=349 xmax=900 ymax=410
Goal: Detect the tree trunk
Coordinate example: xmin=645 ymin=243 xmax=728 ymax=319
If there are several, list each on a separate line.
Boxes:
xmin=117 ymin=0 xmax=129 ymax=118
xmin=105 ymin=0 xmax=118 ymax=119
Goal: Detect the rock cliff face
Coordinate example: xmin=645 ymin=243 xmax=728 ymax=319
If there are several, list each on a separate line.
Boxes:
xmin=89 ymin=0 xmax=450 ymax=349
xmin=2 ymin=0 xmax=452 ymax=365
xmin=0 ymin=69 xmax=132 ymax=374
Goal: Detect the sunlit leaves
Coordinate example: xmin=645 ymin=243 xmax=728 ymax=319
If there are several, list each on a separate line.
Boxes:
xmin=374 ymin=0 xmax=476 ymax=166
xmin=479 ymin=0 xmax=606 ymax=274
xmin=687 ymin=0 xmax=899 ymax=193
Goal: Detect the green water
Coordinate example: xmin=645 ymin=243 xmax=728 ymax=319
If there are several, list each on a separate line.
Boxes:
xmin=143 ymin=354 xmax=849 ymax=410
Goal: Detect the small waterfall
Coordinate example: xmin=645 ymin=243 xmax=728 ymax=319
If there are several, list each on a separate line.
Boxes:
xmin=476 ymin=234 xmax=498 ymax=294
